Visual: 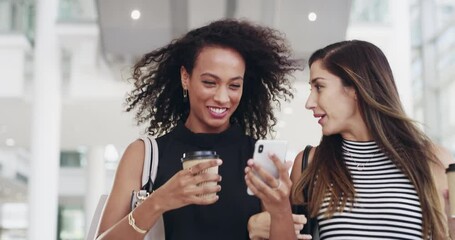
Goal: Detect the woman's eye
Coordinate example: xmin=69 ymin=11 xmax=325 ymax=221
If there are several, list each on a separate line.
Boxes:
xmin=202 ymin=81 xmax=216 ymax=86
xmin=230 ymin=84 xmax=241 ymax=89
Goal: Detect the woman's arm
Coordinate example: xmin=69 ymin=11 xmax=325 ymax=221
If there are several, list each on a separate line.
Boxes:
xmin=96 ymin=140 xmax=222 ymax=239
xmin=247 ymin=147 xmax=316 ymax=240
xmin=290 ymin=147 xmax=315 ymax=198
xmin=245 ymin=154 xmax=296 ymax=240
xmin=247 ymin=211 xmax=309 ymax=240
xmin=430 ymin=145 xmax=455 ymax=238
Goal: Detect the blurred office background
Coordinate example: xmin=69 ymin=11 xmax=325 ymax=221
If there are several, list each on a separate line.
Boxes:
xmin=0 ymin=0 xmax=454 ymax=239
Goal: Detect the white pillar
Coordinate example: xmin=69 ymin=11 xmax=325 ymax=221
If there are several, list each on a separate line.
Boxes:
xmin=420 ymin=0 xmax=440 ymax=141
xmin=85 ymin=146 xmax=106 ymax=233
xmin=389 ymin=0 xmax=412 ymax=115
xmin=28 ymin=0 xmax=61 ymax=238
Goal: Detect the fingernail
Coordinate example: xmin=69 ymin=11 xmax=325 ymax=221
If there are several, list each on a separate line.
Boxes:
xmin=216 ymin=159 xmax=222 ymax=165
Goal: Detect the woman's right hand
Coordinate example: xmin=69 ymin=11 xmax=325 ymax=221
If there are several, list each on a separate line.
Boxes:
xmin=96 ymin=142 xmax=223 ymax=239
xmin=152 ymin=159 xmax=223 ymax=212
xmin=248 ymin=211 xmax=312 ymax=240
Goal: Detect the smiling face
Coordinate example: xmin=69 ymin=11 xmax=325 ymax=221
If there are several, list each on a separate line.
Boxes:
xmin=181 ymin=46 xmax=245 ymax=133
xmin=306 ymin=60 xmax=369 ymax=140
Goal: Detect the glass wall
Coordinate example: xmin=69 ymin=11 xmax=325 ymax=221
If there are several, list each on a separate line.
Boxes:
xmin=58 ymin=205 xmax=85 ymax=240
xmin=0 ymin=0 xmax=35 ymax=41
xmin=350 ymin=0 xmax=391 ymax=24
xmin=411 ymin=0 xmax=455 ymax=152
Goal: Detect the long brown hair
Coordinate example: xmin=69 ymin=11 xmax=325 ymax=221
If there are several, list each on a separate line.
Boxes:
xmin=292 ymin=40 xmax=448 ymax=238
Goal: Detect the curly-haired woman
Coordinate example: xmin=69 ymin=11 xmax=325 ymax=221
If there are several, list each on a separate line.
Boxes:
xmin=95 ymin=19 xmax=302 ymax=240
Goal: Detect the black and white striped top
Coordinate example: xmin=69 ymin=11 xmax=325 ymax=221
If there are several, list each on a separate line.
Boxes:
xmin=317 ymin=139 xmax=423 ymax=240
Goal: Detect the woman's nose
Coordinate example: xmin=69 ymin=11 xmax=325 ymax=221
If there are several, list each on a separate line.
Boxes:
xmin=305 ymin=92 xmax=316 ymax=110
xmin=214 ymin=86 xmax=229 ymax=104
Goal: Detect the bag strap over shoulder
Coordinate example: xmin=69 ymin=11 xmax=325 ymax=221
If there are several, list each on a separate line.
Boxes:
xmin=300 ymin=145 xmax=320 ymax=239
xmin=301 ymin=145 xmax=313 ymax=172
xmin=140 ymin=136 xmax=159 ymax=192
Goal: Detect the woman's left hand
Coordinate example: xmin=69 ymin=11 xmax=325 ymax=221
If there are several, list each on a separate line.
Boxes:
xmin=245 ymin=153 xmax=293 ymax=215
xmin=245 ymin=154 xmax=297 ymax=240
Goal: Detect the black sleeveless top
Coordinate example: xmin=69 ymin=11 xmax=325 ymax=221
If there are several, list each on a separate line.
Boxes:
xmin=154 ymin=123 xmax=261 ymax=240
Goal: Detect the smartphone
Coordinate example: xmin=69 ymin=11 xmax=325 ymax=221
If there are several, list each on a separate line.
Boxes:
xmin=247 ymin=140 xmax=288 ymax=195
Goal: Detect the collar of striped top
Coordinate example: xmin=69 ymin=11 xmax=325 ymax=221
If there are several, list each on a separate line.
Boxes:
xmin=342 ymin=139 xmax=380 ymax=171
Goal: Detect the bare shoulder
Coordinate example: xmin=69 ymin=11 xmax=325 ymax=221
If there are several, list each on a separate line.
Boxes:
xmin=97 ymin=139 xmax=146 ymax=235
xmin=431 ymin=144 xmax=454 ymax=168
xmin=116 ymin=139 xmax=146 ymax=173
xmin=109 ymin=139 xmax=147 ymax=195
xmin=290 ymin=146 xmax=316 ymax=184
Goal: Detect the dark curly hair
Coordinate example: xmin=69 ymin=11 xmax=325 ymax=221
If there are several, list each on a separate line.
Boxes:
xmin=125 ymin=19 xmax=301 ymax=139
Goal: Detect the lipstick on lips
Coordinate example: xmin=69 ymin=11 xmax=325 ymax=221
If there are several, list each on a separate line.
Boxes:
xmin=313 ymin=113 xmax=326 ymax=124
xmin=208 ymin=106 xmax=229 ymax=119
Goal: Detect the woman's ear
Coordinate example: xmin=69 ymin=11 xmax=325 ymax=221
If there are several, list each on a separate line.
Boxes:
xmin=344 ymin=86 xmax=357 ymax=100
xmin=180 ymin=66 xmax=189 ymax=89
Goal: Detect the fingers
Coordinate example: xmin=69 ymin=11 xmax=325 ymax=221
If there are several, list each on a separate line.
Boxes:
xmin=268 ymin=153 xmax=291 ymax=176
xmin=184 ymin=171 xmax=222 ymax=205
xmin=292 ymin=214 xmax=307 ymax=224
xmin=187 ymin=159 xmax=223 ymax=175
xmin=192 ymin=172 xmax=222 ymax=184
xmin=294 ymin=223 xmax=304 ymax=231
xmin=190 ymin=184 xmax=222 ymax=205
xmin=292 ymin=214 xmax=306 ymax=232
xmin=247 ymin=159 xmax=280 ymax=190
xmin=246 ymin=156 xmax=292 ymax=194
xmin=292 ymin=213 xmax=311 ymax=239
xmin=245 ymin=166 xmax=273 ymax=200
xmin=269 ymin=154 xmax=293 ymax=189
xmin=168 ymin=160 xmax=223 ymax=206
xmin=297 ymin=233 xmax=312 ymax=239
xmin=245 ymin=165 xmax=279 ymax=200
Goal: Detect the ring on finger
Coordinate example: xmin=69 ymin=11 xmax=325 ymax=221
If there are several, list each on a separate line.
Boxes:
xmin=272 ymin=179 xmax=282 ymax=190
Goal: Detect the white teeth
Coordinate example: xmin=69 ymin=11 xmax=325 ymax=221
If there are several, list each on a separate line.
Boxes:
xmin=209 ymin=107 xmax=227 ymax=114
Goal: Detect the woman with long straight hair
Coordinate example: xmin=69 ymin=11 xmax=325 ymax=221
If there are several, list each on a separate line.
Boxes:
xmin=245 ymin=40 xmax=455 ymax=239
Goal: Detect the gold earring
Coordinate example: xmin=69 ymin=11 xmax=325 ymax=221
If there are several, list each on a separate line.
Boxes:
xmin=183 ymin=89 xmax=188 ymax=102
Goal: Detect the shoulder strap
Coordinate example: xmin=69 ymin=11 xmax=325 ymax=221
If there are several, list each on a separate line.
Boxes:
xmin=149 ymin=136 xmax=159 ymax=183
xmin=300 ymin=145 xmax=319 ymax=237
xmin=140 ymin=136 xmax=159 ymax=192
xmin=301 ymin=145 xmax=313 ymax=172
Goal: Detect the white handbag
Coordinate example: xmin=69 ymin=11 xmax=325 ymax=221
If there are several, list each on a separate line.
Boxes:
xmin=85 ymin=136 xmax=165 ymax=240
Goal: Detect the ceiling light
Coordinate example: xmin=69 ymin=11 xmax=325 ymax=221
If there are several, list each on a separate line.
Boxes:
xmin=308 ymin=12 xmax=317 ymax=22
xmin=5 ymin=138 xmax=15 ymax=147
xmin=131 ymin=10 xmax=141 ymax=20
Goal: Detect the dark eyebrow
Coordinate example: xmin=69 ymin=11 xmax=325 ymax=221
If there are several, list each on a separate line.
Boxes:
xmin=309 ymin=77 xmax=325 ymax=84
xmin=201 ymin=73 xmax=244 ymax=81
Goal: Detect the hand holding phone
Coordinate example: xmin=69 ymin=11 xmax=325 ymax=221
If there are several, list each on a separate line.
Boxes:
xmin=247 ymin=140 xmax=288 ymax=195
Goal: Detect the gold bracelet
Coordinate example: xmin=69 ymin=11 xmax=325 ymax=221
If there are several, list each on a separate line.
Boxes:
xmin=128 ymin=212 xmax=147 ymax=234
